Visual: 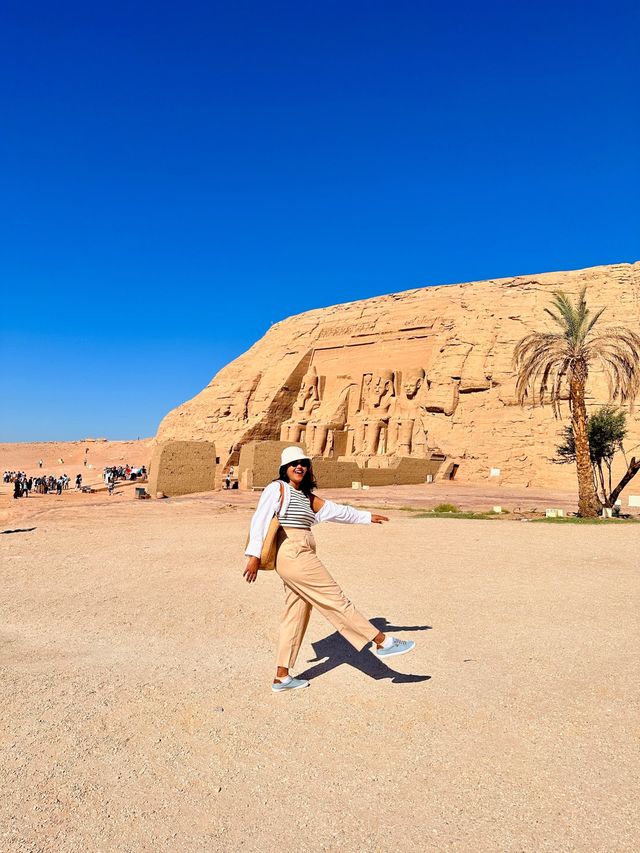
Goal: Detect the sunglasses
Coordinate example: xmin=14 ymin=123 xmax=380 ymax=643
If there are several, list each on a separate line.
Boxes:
xmin=288 ymin=459 xmax=310 ymax=469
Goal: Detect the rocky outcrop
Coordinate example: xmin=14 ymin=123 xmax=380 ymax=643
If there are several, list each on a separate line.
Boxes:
xmin=156 ymin=262 xmax=640 ymax=488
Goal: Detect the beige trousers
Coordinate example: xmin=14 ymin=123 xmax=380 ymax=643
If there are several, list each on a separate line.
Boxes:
xmin=274 ymin=527 xmax=379 ymax=669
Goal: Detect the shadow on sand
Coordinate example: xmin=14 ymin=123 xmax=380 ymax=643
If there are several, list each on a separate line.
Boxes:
xmin=1 ymin=527 xmax=37 ymax=535
xmin=297 ymin=617 xmax=431 ymax=684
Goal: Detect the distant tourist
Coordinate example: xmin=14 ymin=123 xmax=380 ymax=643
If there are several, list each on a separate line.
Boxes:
xmin=76 ymin=474 xmax=82 ymax=490
xmin=225 ymin=472 xmax=231 ymax=489
xmin=244 ymin=446 xmax=412 ymax=694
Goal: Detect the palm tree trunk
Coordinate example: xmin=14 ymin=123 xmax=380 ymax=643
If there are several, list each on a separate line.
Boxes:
xmin=570 ymin=364 xmax=601 ymax=517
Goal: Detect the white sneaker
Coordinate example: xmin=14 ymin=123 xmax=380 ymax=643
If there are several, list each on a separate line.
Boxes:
xmin=373 ymin=637 xmax=416 ymax=659
xmin=271 ymin=676 xmax=310 ymax=693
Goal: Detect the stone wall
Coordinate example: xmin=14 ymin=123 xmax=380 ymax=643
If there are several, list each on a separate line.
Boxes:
xmin=238 ymin=440 xmax=291 ymax=490
xmin=362 ymin=457 xmax=443 ymax=486
xmin=148 ymin=441 xmax=217 ymax=496
xmin=310 ymin=457 xmax=362 ymax=489
xmin=238 ymin=441 xmax=445 ymax=489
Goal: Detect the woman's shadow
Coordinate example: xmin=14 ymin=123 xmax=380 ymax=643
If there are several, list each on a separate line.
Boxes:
xmin=297 ymin=617 xmax=431 ymax=684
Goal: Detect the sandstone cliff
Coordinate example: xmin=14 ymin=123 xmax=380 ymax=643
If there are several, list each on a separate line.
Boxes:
xmin=156 ymin=262 xmax=640 ymax=489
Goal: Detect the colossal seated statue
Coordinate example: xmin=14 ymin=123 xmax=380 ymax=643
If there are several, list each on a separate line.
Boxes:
xmin=351 ymin=369 xmax=397 ymax=457
xmin=386 ymin=367 xmax=427 ymax=457
xmin=279 ymin=365 xmax=321 ymax=444
xmin=305 ymin=382 xmax=354 ymax=457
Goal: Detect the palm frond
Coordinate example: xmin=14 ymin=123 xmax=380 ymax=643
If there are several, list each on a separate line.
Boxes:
xmin=551 ymin=359 xmax=571 ymax=417
xmin=514 ymin=294 xmax=640 ymax=418
xmin=550 ymin=290 xmax=581 ymax=340
xmin=513 ymin=332 xmax=572 ymax=410
xmin=585 ymin=305 xmax=606 ymax=336
xmin=586 ymin=327 xmax=640 ymax=404
xmin=544 ymin=307 xmax=566 ymax=329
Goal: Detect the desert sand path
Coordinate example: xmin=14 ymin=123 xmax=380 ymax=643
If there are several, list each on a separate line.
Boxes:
xmin=1 ymin=495 xmax=638 ymax=851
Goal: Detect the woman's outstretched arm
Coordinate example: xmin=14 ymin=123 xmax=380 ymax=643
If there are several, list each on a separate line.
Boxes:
xmin=311 ymin=493 xmax=389 ymax=524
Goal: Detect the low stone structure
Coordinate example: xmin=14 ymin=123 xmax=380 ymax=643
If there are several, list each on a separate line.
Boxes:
xmin=237 ymin=440 xmax=291 ymax=490
xmin=148 ymin=441 xmax=217 ymax=497
xmin=239 ymin=440 xmax=445 ymax=489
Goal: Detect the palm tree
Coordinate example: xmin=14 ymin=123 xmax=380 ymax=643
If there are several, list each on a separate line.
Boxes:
xmin=513 ymin=288 xmax=640 ymax=517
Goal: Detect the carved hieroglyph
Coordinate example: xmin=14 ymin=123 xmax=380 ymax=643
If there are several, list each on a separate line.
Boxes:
xmin=156 ymin=262 xmax=640 ymax=487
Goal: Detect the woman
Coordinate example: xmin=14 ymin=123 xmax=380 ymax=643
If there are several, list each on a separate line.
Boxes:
xmin=244 ymin=446 xmax=416 ymax=693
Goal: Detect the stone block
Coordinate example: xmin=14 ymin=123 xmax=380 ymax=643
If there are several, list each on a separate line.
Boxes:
xmin=148 ymin=441 xmax=217 ymax=497
xmin=360 ymin=456 xmax=444 ymax=487
xmin=311 ymin=458 xmax=362 ymax=489
xmin=238 ymin=440 xmax=292 ymax=489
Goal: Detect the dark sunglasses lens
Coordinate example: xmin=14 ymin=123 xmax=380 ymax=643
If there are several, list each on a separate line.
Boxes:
xmin=290 ymin=459 xmax=309 ymax=468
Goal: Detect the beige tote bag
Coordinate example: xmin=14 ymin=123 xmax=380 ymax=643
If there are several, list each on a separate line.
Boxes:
xmin=246 ymin=481 xmax=285 ymax=571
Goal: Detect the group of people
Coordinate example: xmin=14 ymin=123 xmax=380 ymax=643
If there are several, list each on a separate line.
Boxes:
xmin=5 ymin=463 xmax=147 ymax=499
xmin=102 ymin=465 xmax=147 ymax=495
xmin=103 ymin=464 xmax=146 ymax=482
xmin=6 ymin=471 xmax=74 ymax=498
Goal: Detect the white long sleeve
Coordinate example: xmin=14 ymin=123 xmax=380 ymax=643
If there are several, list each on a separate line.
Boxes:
xmin=244 ymin=481 xmax=289 ymax=558
xmin=314 ymin=498 xmax=371 ymax=525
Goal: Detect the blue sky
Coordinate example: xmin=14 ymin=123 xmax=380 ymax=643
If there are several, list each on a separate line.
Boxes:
xmin=1 ymin=0 xmax=638 ymax=441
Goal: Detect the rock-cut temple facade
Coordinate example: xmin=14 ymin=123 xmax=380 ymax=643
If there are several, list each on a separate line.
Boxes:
xmin=152 ymin=262 xmax=640 ymax=494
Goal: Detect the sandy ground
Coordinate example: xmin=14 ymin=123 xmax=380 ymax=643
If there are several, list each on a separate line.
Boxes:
xmin=2 ymin=485 xmax=639 ymax=852
xmin=0 ymin=439 xmax=153 ymax=489
xmin=1 ymin=436 xmax=587 ymax=523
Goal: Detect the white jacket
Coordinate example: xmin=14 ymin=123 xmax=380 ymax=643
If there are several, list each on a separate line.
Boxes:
xmin=245 ymin=480 xmax=371 ymax=558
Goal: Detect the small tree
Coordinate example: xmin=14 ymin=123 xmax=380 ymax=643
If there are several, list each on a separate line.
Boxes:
xmin=555 ymin=406 xmax=626 ymax=505
xmin=555 ymin=406 xmax=640 ymax=507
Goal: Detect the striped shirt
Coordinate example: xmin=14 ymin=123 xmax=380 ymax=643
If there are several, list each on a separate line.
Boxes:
xmin=279 ymin=485 xmax=316 ymax=529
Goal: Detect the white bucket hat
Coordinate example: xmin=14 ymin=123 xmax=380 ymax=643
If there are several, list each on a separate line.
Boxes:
xmin=280 ymin=446 xmax=310 ymax=468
